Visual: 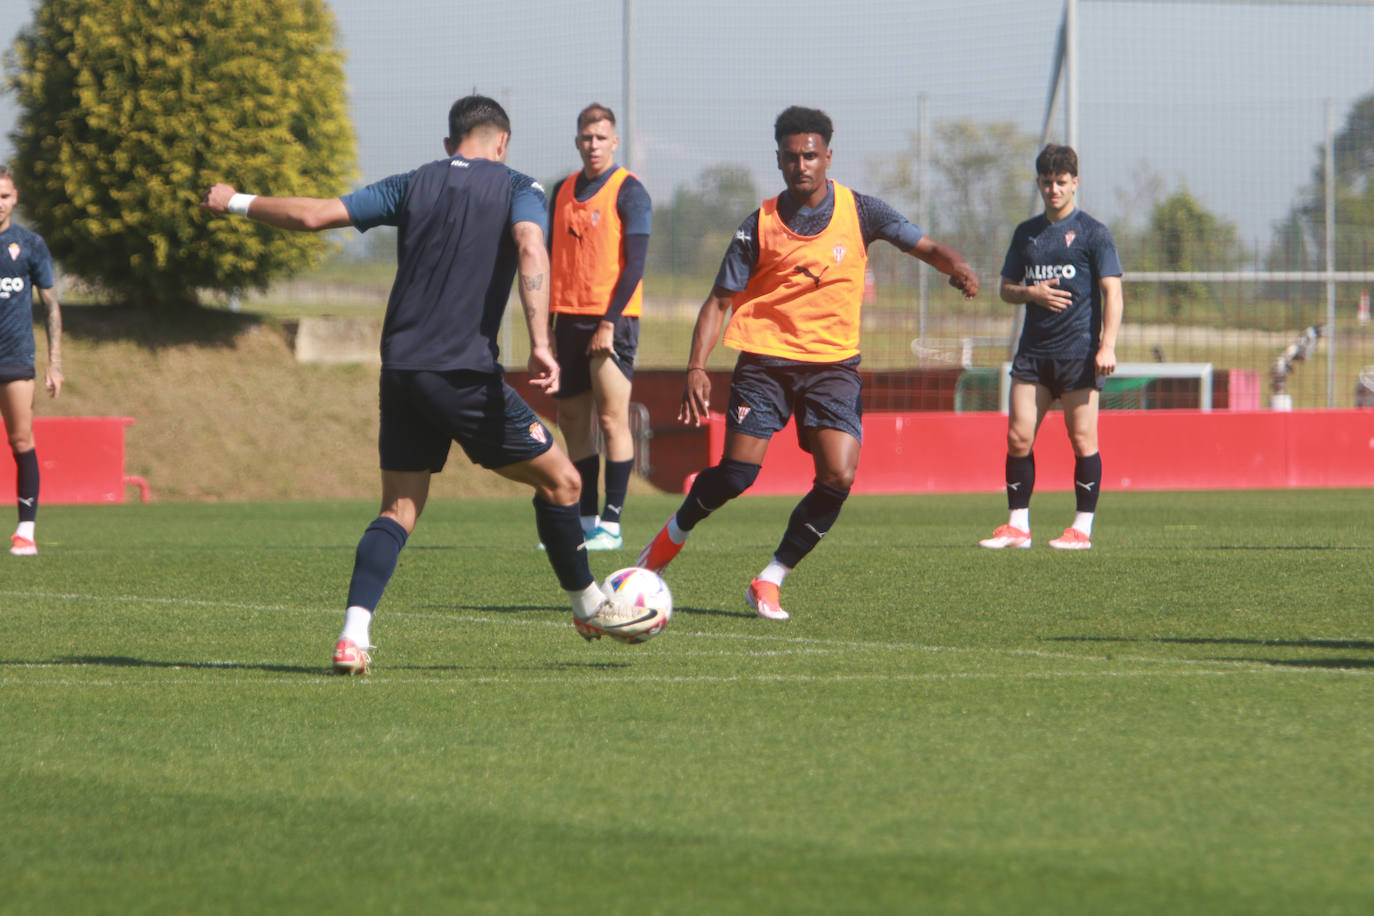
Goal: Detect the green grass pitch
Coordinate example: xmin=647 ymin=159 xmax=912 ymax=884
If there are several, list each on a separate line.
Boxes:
xmin=2 ymin=490 xmax=1371 ymax=914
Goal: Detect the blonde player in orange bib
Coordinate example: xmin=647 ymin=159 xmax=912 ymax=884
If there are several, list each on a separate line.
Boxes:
xmin=548 ymin=103 xmax=652 ymax=551
xmin=636 ymin=106 xmax=978 ymax=620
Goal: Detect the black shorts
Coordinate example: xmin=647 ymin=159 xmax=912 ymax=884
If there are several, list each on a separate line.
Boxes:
xmin=378 ymin=369 xmax=554 ymax=472
xmin=726 ymin=353 xmax=863 ymax=449
xmin=552 ymin=314 xmax=638 ymax=400
xmin=0 ymin=365 xmax=35 ymax=384
xmin=1010 ymin=355 xmax=1103 ymax=399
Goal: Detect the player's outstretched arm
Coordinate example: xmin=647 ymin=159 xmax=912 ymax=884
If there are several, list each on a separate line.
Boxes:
xmin=680 ymin=287 xmax=734 ymax=427
xmin=512 ymin=220 xmax=560 ymax=395
xmin=200 ymin=183 xmax=353 ymax=232
xmin=910 ymin=237 xmax=978 ymax=299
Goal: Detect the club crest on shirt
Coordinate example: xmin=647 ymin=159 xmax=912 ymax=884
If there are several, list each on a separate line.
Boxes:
xmin=7 ymin=243 xmax=18 ymax=261
xmin=833 ymin=245 xmax=846 ymax=264
xmin=591 ymin=211 xmax=600 ymax=227
xmin=1064 ymin=231 xmax=1076 ymax=247
xmin=528 ymin=422 xmax=548 ymax=444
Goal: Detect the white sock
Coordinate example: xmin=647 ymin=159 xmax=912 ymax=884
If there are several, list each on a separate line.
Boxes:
xmin=758 ymin=558 xmax=790 ymax=588
xmin=1009 ymin=509 xmax=1030 ymax=532
xmin=580 ymin=515 xmax=599 ymax=534
xmin=340 ymin=606 xmax=373 ymax=647
xmin=15 ymin=521 xmax=35 ymax=541
xmin=666 ymin=515 xmax=689 ymax=545
xmin=570 ymin=583 xmax=605 ymax=621
xmin=599 ymin=520 xmax=621 ymax=537
xmin=1072 ymin=512 xmax=1094 ymax=536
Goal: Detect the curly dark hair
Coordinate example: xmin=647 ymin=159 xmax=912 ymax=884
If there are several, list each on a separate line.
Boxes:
xmin=1035 ymin=144 xmax=1078 ymax=178
xmin=773 ymin=106 xmax=833 ymax=146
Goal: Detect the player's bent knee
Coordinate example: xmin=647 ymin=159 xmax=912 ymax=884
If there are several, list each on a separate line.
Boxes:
xmin=716 ymin=457 xmax=761 ymax=499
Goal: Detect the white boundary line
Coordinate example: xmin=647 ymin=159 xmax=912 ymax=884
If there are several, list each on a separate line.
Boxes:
xmin=2 ymin=589 xmax=1370 ymax=680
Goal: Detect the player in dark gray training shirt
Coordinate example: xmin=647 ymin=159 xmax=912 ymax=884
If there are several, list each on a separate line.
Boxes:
xmin=980 ymin=144 xmax=1123 ymax=552
xmin=202 ymin=96 xmax=664 ymax=673
xmin=0 ymin=164 xmax=64 ymax=557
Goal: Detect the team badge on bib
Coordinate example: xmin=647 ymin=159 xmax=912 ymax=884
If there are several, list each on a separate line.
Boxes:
xmin=833 ymin=245 xmax=846 ymax=264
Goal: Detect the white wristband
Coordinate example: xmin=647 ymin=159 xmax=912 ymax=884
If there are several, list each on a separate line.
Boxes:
xmin=226 ymin=193 xmax=257 ymax=216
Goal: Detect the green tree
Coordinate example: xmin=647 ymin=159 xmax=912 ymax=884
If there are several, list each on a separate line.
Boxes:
xmin=1266 ymin=92 xmax=1374 ymax=297
xmin=5 ymin=0 xmax=355 ymax=308
xmin=648 ymin=163 xmax=758 ymax=281
xmin=1147 ymin=189 xmax=1242 ymax=316
xmin=872 ymin=119 xmax=1039 ymax=275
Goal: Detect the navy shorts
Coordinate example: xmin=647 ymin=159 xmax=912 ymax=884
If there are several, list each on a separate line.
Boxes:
xmin=552 ymin=314 xmax=638 ymax=400
xmin=0 ymin=365 xmax=35 ymax=383
xmin=378 ymin=369 xmax=554 ymax=472
xmin=726 ymin=353 xmax=863 ymax=449
xmin=1010 ymin=355 xmax=1102 ymax=399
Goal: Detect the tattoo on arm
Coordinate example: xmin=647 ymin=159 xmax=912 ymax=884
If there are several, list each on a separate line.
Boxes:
xmin=521 ymin=273 xmax=545 ymax=291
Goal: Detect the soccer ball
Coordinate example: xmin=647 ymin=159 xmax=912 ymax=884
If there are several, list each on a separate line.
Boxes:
xmin=600 ymin=566 xmax=673 ymax=644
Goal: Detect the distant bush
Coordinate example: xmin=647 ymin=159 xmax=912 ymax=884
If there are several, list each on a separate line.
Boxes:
xmin=5 ymin=0 xmax=356 ymax=308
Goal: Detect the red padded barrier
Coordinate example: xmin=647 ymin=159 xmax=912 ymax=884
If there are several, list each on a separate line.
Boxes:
xmin=0 ymin=417 xmax=148 ymax=504
xmin=700 ymin=409 xmax=1374 ymax=494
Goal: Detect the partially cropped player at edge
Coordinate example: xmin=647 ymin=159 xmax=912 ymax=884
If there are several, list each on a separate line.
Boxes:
xmin=636 ymin=105 xmax=978 ymax=620
xmin=202 ymin=96 xmax=662 ymax=674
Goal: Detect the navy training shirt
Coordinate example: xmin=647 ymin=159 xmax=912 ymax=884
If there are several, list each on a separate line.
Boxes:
xmin=342 ymin=156 xmax=548 ymax=373
xmin=1001 ymin=208 xmax=1122 ymax=359
xmin=0 ymin=223 xmax=54 ymax=371
xmin=714 ymin=181 xmax=924 ymax=292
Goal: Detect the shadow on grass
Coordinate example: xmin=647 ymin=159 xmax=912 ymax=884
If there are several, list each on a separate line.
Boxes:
xmin=63 ymin=303 xmax=271 ymax=350
xmin=5 ymin=655 xmax=320 ymax=675
xmin=1049 ymin=635 xmax=1374 ymax=670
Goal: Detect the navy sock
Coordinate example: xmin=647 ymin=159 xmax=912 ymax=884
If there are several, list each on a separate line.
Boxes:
xmin=533 ymin=497 xmax=595 ymax=591
xmin=14 ymin=448 xmax=38 ymax=523
xmin=775 ymin=480 xmax=850 ymax=568
xmin=1006 ymin=453 xmax=1034 ymax=510
xmin=602 ymin=458 xmax=633 ymax=525
xmin=676 ymin=458 xmax=761 ymax=531
xmin=573 ymin=455 xmax=600 ymax=520
xmin=1074 ymin=452 xmax=1103 ymax=513
xmin=345 ymin=517 xmax=409 ymax=612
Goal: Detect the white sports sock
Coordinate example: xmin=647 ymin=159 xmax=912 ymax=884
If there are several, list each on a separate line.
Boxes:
xmin=15 ymin=521 xmax=35 ymax=541
xmin=569 ymin=583 xmax=605 ymax=621
xmin=599 ymin=520 xmax=621 ymax=537
xmin=1009 ymin=508 xmax=1030 ymax=532
xmin=758 ymin=559 xmax=790 ymax=588
xmin=580 ymin=515 xmax=599 ymax=534
xmin=666 ymin=515 xmax=689 ymax=545
xmin=1072 ymin=512 xmax=1094 ymax=536
xmin=340 ymin=606 xmax=373 ymax=647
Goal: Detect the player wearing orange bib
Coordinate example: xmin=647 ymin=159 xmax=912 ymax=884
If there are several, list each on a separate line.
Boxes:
xmin=549 ymin=103 xmax=651 ymax=552
xmin=636 ymin=106 xmax=978 ymax=620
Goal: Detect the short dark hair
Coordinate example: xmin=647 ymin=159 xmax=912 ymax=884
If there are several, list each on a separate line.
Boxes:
xmin=577 ymin=103 xmax=616 ymax=132
xmin=774 ymin=106 xmax=833 ymax=146
xmin=448 ymin=95 xmax=511 ymax=141
xmin=1035 ymin=144 xmax=1078 ymax=178
xmin=0 ymin=164 xmax=12 ymax=182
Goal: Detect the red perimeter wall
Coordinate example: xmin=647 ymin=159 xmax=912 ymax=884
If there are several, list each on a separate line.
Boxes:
xmin=508 ymin=369 xmax=1374 ymax=495
xmin=699 ymin=409 xmax=1374 ymax=495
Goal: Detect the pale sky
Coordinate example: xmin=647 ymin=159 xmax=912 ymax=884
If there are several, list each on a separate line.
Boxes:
xmin=3 ymin=0 xmax=1373 ymax=247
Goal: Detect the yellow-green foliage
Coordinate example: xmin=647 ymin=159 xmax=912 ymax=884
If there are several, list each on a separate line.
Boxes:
xmin=5 ymin=0 xmax=356 ymax=307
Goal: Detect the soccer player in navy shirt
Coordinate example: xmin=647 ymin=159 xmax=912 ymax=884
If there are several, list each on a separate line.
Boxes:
xmin=548 ymin=103 xmax=652 ymax=551
xmin=202 ymin=96 xmax=662 ymax=673
xmin=636 ymin=106 xmax=978 ymax=620
xmin=979 ymin=144 xmax=1123 ymax=551
xmin=0 ymin=165 xmax=64 ymax=557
